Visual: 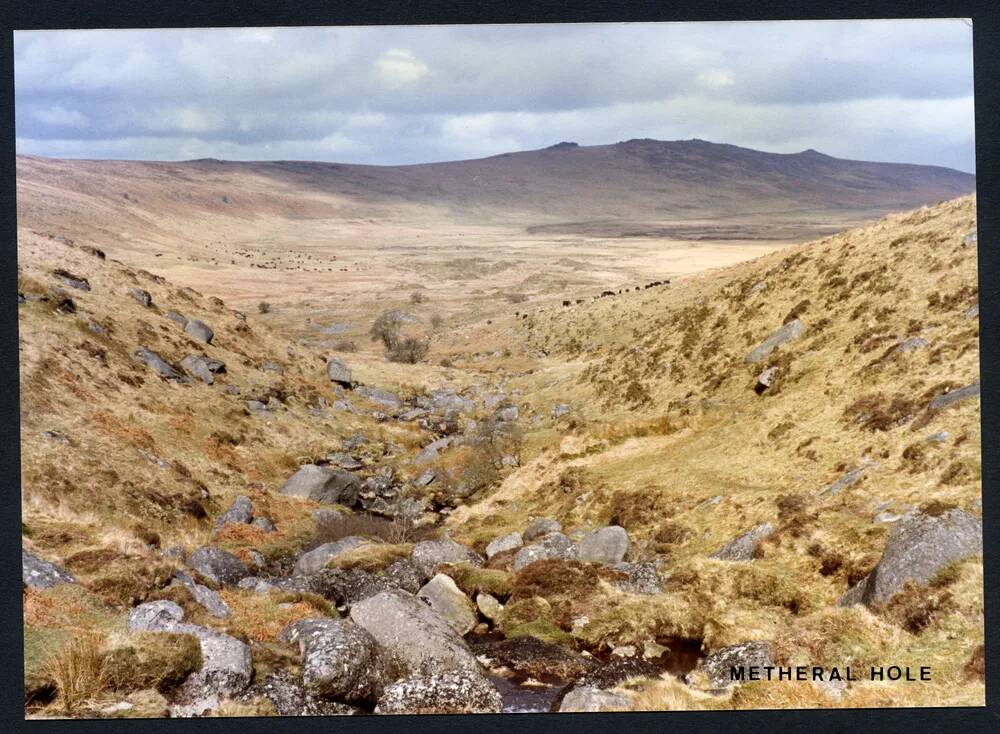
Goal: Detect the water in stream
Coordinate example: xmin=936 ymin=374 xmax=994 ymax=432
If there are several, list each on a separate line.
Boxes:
xmin=489 ymin=675 xmax=567 ymax=714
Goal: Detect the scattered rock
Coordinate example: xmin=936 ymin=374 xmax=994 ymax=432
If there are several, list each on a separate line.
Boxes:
xmin=22 ymin=549 xmax=77 ymax=589
xmin=187 ymin=546 xmax=250 ymax=586
xmin=558 ymin=686 xmax=630 ymax=712
xmin=355 ymin=385 xmax=402 ymax=411
xmin=414 ymin=469 xmax=436 ymax=487
xmin=414 ymin=437 xmax=452 ymax=465
xmin=745 ymin=319 xmax=806 ymax=364
xmin=327 ymin=452 xmax=362 ymax=471
xmin=126 ymin=600 xmax=186 ymax=632
xmin=181 ymin=355 xmax=226 ymax=385
xmin=485 ymin=532 xmax=523 ymax=559
xmin=184 ymin=319 xmax=214 ymax=344
xmin=964 ymin=304 xmax=979 ymax=319
xmin=475 ymin=593 xmax=504 ymax=623
xmin=326 ymin=359 xmax=352 ymax=388
xmin=279 ymin=464 xmax=362 ymax=506
xmin=576 ymin=526 xmax=629 ymax=564
xmin=417 ymin=574 xmax=478 ymax=635
xmin=839 ymin=508 xmax=983 ymax=607
xmin=472 ymin=636 xmax=594 ymax=680
xmin=294 ymin=536 xmax=370 ymax=576
xmin=284 ymin=618 xmax=384 ymax=703
xmin=302 ymin=567 xmax=397 ymax=607
xmin=174 ymin=572 xmax=231 ymax=618
xmin=382 ymin=559 xmax=424 ymax=594
xmin=164 ymin=310 xmax=188 ymax=326
xmin=819 ymin=464 xmax=875 ymax=497
xmin=513 ymin=532 xmax=575 ymax=571
xmin=694 ymin=641 xmax=774 ymax=689
xmin=40 ymin=430 xmax=70 ymax=444
xmin=928 ymin=382 xmax=980 ymax=411
xmin=552 ymin=403 xmax=571 ymax=418
xmin=893 ymin=337 xmax=929 ymax=354
xmin=754 ymin=366 xmax=778 ymax=394
xmin=214 ymin=495 xmax=253 ymax=530
xmin=170 ymin=623 xmax=253 ymax=714
xmin=134 ymin=347 xmax=183 ymax=382
xmin=239 ymin=670 xmax=360 ymax=716
xmin=495 ymin=406 xmax=519 ymax=422
xmin=523 ymin=518 xmax=561 ymax=541
xmin=251 ymin=516 xmax=276 ymax=533
xmin=611 ymin=562 xmax=661 ymax=594
xmin=53 ymin=269 xmax=90 ymax=291
xmin=962 ymin=230 xmax=977 ymax=247
xmin=709 ymin=523 xmax=773 ymax=561
xmin=129 ymin=288 xmax=152 ymax=307
xmin=411 ymin=538 xmax=483 ymax=579
xmin=349 ymin=590 xmax=481 ymax=676
xmin=375 ymin=670 xmax=502 ymax=714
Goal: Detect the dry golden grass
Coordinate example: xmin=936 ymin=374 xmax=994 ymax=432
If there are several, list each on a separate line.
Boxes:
xmin=325 ymin=543 xmax=413 ymax=573
xmin=18 ymin=189 xmax=983 ymax=712
xmin=43 ymin=632 xmax=108 ymax=714
xmin=216 ymin=590 xmax=333 ymax=643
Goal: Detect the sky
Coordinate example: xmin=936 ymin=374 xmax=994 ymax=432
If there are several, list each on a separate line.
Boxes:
xmin=13 ymin=20 xmax=976 ymax=172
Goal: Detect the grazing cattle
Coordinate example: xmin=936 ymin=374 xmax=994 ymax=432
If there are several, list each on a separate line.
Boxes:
xmin=562 ymin=300 xmax=571 ymax=306
xmin=601 ymin=290 xmax=615 ymax=297
xmin=576 ymin=299 xmax=583 ymax=304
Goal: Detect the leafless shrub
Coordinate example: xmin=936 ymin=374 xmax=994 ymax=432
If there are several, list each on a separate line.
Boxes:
xmin=388 ymin=336 xmax=430 ymax=364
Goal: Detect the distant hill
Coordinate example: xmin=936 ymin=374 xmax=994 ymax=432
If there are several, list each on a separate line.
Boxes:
xmin=16 ymin=139 xmax=975 ymax=235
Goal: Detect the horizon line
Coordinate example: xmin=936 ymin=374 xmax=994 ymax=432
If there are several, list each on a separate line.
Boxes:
xmin=15 ymin=137 xmax=978 ymax=176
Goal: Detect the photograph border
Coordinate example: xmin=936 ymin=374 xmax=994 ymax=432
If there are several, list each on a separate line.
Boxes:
xmin=1 ymin=1 xmax=996 ymax=732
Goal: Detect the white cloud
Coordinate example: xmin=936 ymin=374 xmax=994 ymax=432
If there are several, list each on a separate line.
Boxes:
xmin=375 ymin=49 xmax=429 ymax=88
xmin=31 ymin=105 xmax=88 ymax=128
xmin=697 ymin=69 xmax=735 ymax=89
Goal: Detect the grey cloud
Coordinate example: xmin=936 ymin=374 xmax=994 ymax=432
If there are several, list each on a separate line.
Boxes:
xmin=14 ymin=20 xmax=976 ymax=171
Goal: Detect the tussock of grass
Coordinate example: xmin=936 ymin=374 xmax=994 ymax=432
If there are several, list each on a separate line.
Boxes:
xmin=103 ymin=631 xmax=202 ymax=693
xmin=325 ymin=543 xmax=413 ymax=573
xmin=43 ymin=632 xmax=108 ymax=714
xmin=216 ymin=590 xmax=333 ymax=643
xmin=440 ymin=562 xmax=513 ymax=599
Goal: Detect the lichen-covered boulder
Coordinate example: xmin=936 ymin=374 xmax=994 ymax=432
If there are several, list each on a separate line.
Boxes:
xmin=576 ymin=526 xmax=629 ymax=564
xmin=417 ymin=574 xmax=477 ymax=635
xmin=375 ymin=670 xmax=502 ymax=715
xmin=22 ymin=549 xmax=77 ymax=589
xmin=839 ymin=509 xmax=982 ymax=607
xmin=349 ymin=590 xmax=481 ymax=677
xmin=279 ymin=464 xmax=361 ymax=506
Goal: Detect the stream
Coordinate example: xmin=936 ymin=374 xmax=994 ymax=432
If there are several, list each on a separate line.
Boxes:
xmin=489 ymin=675 xmax=567 ymax=714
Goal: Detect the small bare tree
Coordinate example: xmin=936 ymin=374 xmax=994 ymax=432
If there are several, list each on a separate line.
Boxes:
xmin=388 ymin=336 xmax=430 ymax=364
xmin=370 ymin=310 xmax=402 ymax=350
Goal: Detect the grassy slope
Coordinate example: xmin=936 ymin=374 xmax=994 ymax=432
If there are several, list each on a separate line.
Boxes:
xmin=19 ymin=194 xmax=983 ymax=712
xmin=448 ymin=195 xmax=983 ymax=707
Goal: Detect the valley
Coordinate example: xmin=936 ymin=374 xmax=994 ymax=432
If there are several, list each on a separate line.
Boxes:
xmin=17 ymin=142 xmax=983 ymax=717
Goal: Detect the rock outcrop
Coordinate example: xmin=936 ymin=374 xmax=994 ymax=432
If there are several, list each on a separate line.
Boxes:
xmin=839 ymin=508 xmax=982 ymax=607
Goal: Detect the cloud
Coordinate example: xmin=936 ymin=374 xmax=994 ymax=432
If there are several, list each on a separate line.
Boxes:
xmin=13 ymin=20 xmax=976 ymax=171
xmin=375 ymin=49 xmax=430 ymax=88
xmin=31 ymin=105 xmax=88 ymax=128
